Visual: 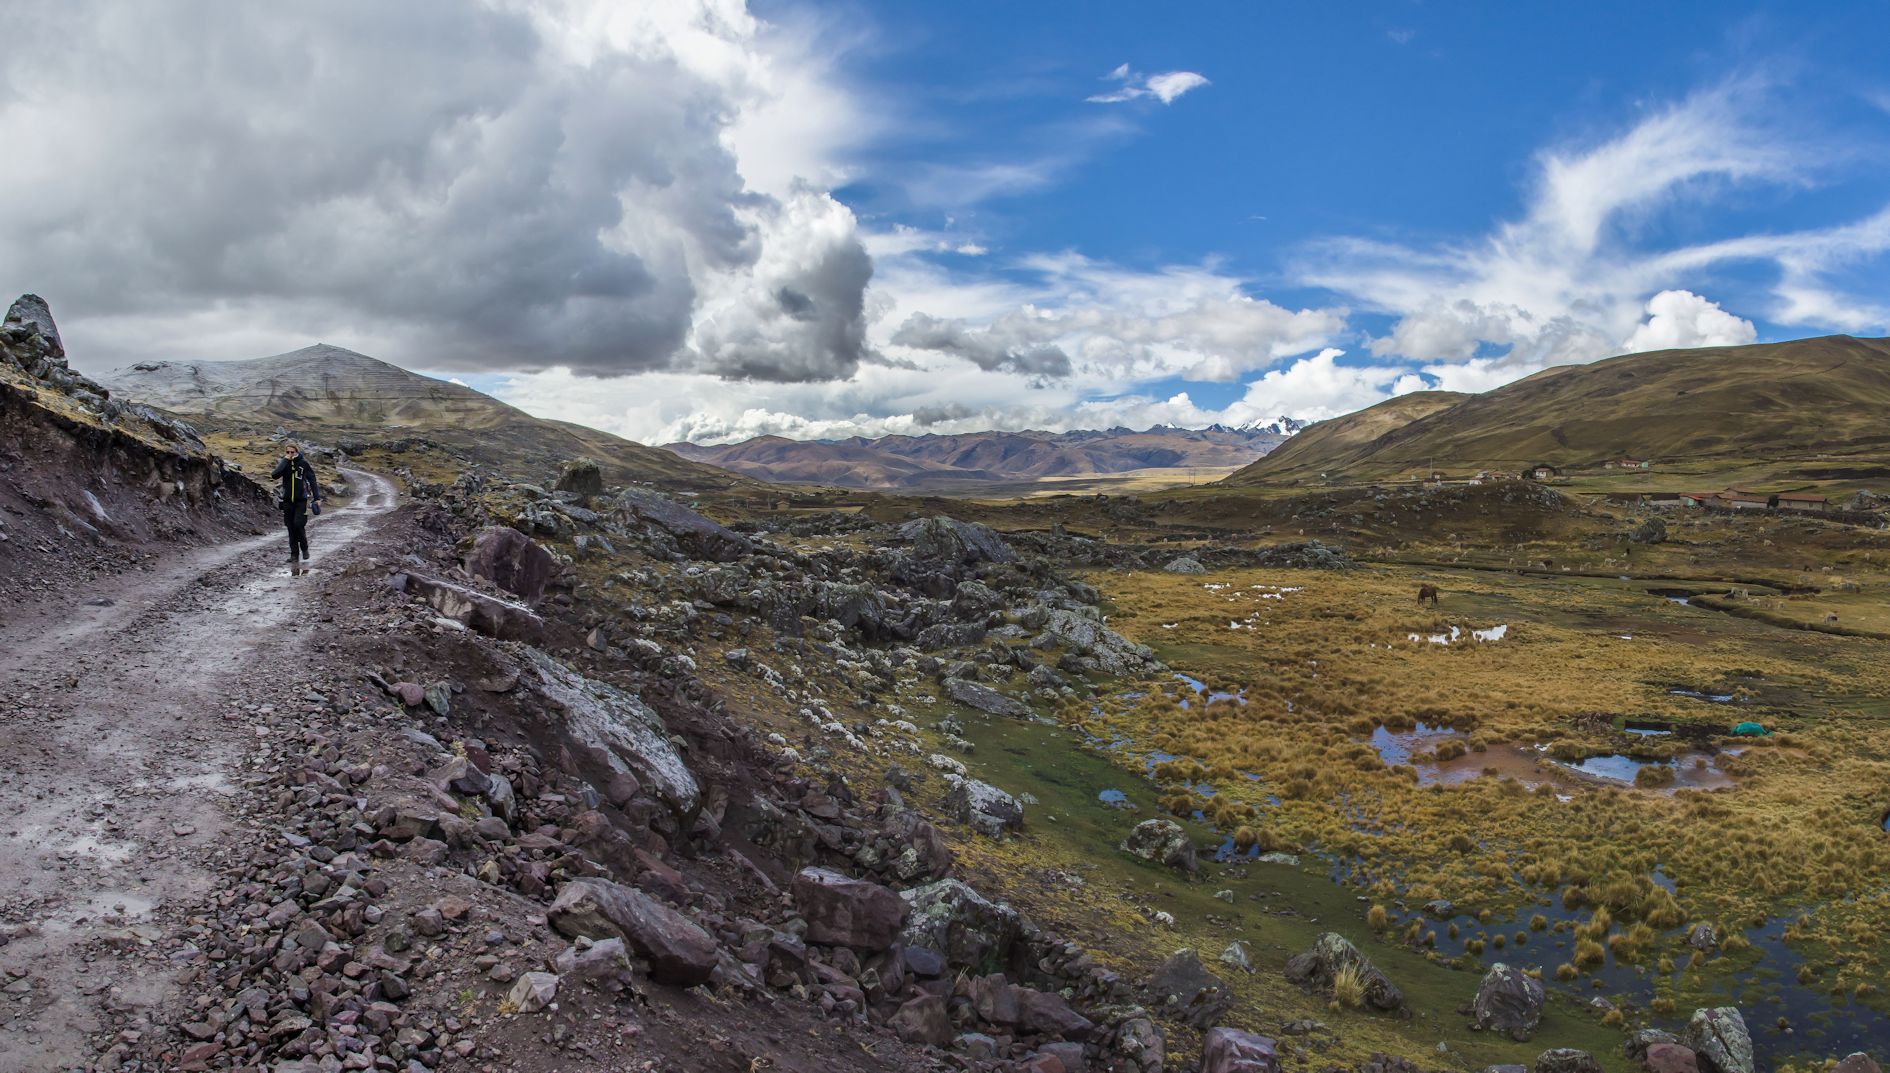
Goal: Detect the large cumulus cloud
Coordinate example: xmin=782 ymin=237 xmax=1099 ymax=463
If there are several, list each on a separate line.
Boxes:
xmin=0 ymin=0 xmax=873 ymax=380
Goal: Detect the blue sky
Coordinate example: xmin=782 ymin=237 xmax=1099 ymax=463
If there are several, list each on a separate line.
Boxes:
xmin=7 ymin=1 xmax=1890 ymax=443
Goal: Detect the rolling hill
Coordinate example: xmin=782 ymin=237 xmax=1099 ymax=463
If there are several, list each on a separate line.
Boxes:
xmin=667 ymin=422 xmax=1299 ymax=490
xmin=1226 ymin=334 xmax=1890 ymax=485
xmin=98 ymin=345 xmax=740 ymax=491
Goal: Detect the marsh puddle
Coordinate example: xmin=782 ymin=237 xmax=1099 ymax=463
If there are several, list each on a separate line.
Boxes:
xmin=1367 ymin=722 xmax=1464 ymax=766
xmin=1623 ymin=720 xmax=1674 ymax=737
xmin=1173 ymin=672 xmax=1246 ymax=708
xmin=1670 ymin=687 xmax=1737 ymax=703
xmin=1098 ymin=788 xmax=1132 ymax=808
xmin=1549 ymin=750 xmax=1734 ymax=790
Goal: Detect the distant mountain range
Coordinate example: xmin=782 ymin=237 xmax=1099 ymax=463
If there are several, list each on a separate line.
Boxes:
xmin=1226 ymin=334 xmax=1890 ymax=485
xmin=665 ymin=420 xmax=1305 ymax=490
xmin=98 ymin=345 xmax=737 ymax=490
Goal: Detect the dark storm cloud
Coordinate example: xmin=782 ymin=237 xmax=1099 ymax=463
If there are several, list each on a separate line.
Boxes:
xmin=0 ymin=0 xmax=872 ymax=381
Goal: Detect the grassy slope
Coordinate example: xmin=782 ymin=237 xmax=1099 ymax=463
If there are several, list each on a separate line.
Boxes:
xmin=1229 ymin=335 xmax=1890 ymax=485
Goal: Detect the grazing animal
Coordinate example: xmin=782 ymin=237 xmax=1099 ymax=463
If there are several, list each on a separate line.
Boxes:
xmin=1826 ymin=612 xmax=1839 ymax=624
xmin=1417 ymin=584 xmax=1440 ymax=606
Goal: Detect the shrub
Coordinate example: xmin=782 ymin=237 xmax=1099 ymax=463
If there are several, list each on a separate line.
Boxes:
xmin=1331 ymin=962 xmax=1368 ymax=1009
xmin=1367 ymin=905 xmax=1389 ymax=931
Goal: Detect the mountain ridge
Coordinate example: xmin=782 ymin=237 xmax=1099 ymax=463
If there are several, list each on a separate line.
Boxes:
xmin=99 ymin=345 xmax=741 ymax=491
xmin=1225 ymin=334 xmax=1890 ymax=485
xmin=666 ymin=420 xmax=1303 ymax=489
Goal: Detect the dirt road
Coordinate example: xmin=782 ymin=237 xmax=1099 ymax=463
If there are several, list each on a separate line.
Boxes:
xmin=0 ymin=470 xmax=395 ymax=1072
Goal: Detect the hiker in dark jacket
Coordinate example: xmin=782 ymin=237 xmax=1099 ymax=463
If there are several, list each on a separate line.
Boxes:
xmin=270 ymin=442 xmax=322 ymax=568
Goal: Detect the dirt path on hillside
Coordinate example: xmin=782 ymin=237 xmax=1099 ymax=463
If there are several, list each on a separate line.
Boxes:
xmin=0 ymin=470 xmax=395 ymax=1072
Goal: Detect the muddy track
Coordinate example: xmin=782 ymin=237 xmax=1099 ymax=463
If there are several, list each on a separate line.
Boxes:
xmin=0 ymin=469 xmax=395 ymax=1072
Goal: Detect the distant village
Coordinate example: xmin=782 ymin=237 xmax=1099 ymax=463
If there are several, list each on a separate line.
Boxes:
xmin=1408 ymin=457 xmax=1885 ymax=515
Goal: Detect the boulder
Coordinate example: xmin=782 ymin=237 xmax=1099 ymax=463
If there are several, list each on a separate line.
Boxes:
xmin=1644 ymin=1044 xmax=1701 ymax=1073
xmin=1163 ymin=556 xmax=1208 ymax=575
xmin=888 ymin=993 xmax=952 ymax=1047
xmin=526 ymin=649 xmax=700 ymax=814
xmin=465 ymin=526 xmax=554 ymax=601
xmin=507 ymin=971 xmax=558 ymax=1013
xmin=547 ymin=878 xmax=719 ymax=986
xmin=791 ymin=868 xmax=908 ymax=951
xmin=1145 ymin=949 xmax=1232 ymax=1029
xmin=1625 ymin=1030 xmax=1681 ymax=1062
xmin=1219 ymin=940 xmax=1254 ymax=973
xmin=393 ymin=572 xmax=545 ymax=642
xmin=1283 ymin=933 xmax=1403 ymax=1011
xmin=2 ymin=290 xmax=63 ymax=362
xmin=944 ymin=677 xmax=1032 ymax=719
xmin=1014 ymin=986 xmax=1095 ymax=1041
xmin=1472 ymin=962 xmax=1545 ymax=1041
xmin=554 ymin=458 xmax=605 ymax=497
xmin=556 ymin=937 xmax=636 ymax=992
xmin=1834 ymin=1056 xmax=1884 ymax=1073
xmin=1202 ymin=1027 xmax=1280 ymax=1073
xmin=1121 ymin=819 xmax=1198 ymax=873
xmin=944 ymin=778 xmax=1024 ymax=837
xmin=1682 ymin=1008 xmax=1754 ymax=1073
xmin=1535 ymin=1050 xmax=1603 ymax=1073
xmin=899 ymin=878 xmax=1021 ymax=974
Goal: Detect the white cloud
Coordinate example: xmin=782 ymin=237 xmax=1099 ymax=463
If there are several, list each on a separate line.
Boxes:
xmin=1302 ymin=83 xmax=1890 ymax=388
xmin=1088 ymin=65 xmax=1209 ymax=105
xmin=1620 ymin=289 xmax=1756 ymax=353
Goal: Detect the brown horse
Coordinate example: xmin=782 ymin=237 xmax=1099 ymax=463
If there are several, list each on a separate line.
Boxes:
xmin=1417 ymin=584 xmax=1440 ymax=606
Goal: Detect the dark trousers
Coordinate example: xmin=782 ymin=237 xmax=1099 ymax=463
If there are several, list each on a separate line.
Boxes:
xmin=283 ymin=501 xmax=309 ymax=559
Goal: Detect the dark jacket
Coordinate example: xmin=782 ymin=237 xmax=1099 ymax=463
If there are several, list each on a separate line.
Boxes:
xmin=270 ymin=455 xmax=322 ymax=507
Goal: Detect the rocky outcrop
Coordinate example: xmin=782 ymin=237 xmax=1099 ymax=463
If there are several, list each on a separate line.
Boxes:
xmin=1163 ymin=556 xmax=1207 ymax=575
xmin=547 ymin=878 xmax=720 ymax=986
xmin=527 ymin=649 xmax=699 ymax=815
xmin=1202 ymin=1027 xmax=1281 ymax=1073
xmin=790 ymin=868 xmax=908 ymax=951
xmin=943 ymin=777 xmax=1024 ymax=837
xmin=1122 ymin=819 xmax=1198 ymax=872
xmin=1284 ymin=933 xmax=1403 ymax=1011
xmin=1682 ymin=1007 xmax=1754 ymax=1073
xmin=464 ymin=525 xmax=554 ymax=601
xmin=1472 ymin=962 xmax=1544 ymax=1040
xmin=392 ymin=572 xmax=546 ymax=643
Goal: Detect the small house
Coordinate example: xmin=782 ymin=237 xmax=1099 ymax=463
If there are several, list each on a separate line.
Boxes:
xmin=1720 ymin=492 xmax=1770 ymax=511
xmin=1680 ymin=492 xmax=1718 ymax=508
xmin=1775 ymin=492 xmax=1829 ymax=512
xmin=1530 ymin=464 xmax=1559 ymax=480
xmin=1614 ymin=457 xmax=1651 ymax=469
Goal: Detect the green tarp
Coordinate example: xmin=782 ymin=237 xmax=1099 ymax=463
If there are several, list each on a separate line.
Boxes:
xmin=1731 ymin=721 xmax=1769 ymax=736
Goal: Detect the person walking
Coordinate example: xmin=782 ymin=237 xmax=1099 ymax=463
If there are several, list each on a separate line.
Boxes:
xmin=270 ymin=442 xmax=323 ymax=570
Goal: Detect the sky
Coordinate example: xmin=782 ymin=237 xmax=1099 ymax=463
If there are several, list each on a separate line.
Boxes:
xmin=4 ymin=1 xmax=1890 ymax=445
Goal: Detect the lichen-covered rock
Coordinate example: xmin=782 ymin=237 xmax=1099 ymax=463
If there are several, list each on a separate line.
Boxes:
xmin=897 ymin=516 xmax=1018 ymax=568
xmin=1535 ymin=1050 xmax=1603 ymax=1073
xmin=611 ymin=488 xmax=752 ymax=562
xmin=1682 ymin=1007 xmax=1754 ymax=1073
xmin=943 ymin=677 xmax=1031 ymax=719
xmin=1472 ymin=962 xmax=1545 ymax=1040
xmin=1121 ymin=819 xmax=1198 ymax=873
xmin=1113 ymin=1016 xmax=1166 ymax=1073
xmin=898 ymin=878 xmax=1020 ymax=974
xmin=554 ymin=458 xmax=605 ymax=497
xmin=943 ymin=777 xmax=1023 ymax=837
xmin=1644 ymin=1044 xmax=1701 ymax=1073
xmin=1284 ymin=932 xmax=1403 ymax=1011
xmin=1163 ymin=556 xmax=1208 ymax=575
xmin=526 ymin=649 xmax=699 ymax=814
